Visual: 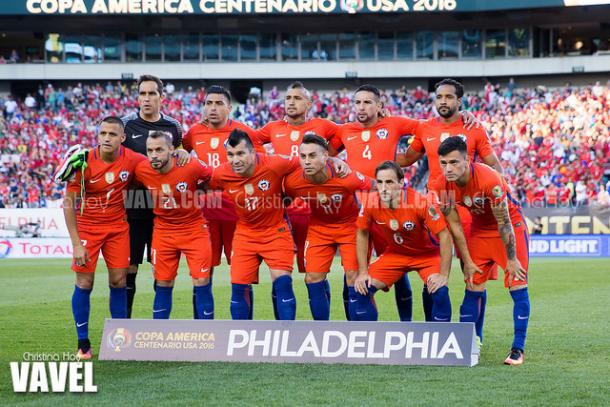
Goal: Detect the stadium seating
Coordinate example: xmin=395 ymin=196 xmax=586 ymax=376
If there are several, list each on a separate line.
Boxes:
xmin=0 ymin=81 xmax=609 ymax=208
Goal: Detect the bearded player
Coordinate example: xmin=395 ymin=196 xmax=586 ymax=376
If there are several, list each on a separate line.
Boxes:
xmin=61 ymin=116 xmax=145 ymax=359
xmin=258 ymin=82 xmax=343 ymax=315
xmin=134 ymin=131 xmax=214 ymax=320
xmin=283 ymin=133 xmax=373 ymax=320
xmin=182 ymin=85 xmax=264 ymax=317
xmin=398 ymin=78 xmax=503 ymax=323
xmin=431 ymin=137 xmax=530 ymax=365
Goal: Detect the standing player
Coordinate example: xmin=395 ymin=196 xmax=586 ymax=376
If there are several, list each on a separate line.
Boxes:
xmin=208 ymin=130 xmax=299 ymax=320
xmin=353 ymin=161 xmax=452 ymax=322
xmin=61 ymin=116 xmax=145 ymax=359
xmin=134 ymin=131 xmax=214 ymax=320
xmin=398 ymin=78 xmax=503 ymax=322
xmin=258 ymin=82 xmax=341 ymax=315
xmin=121 ymin=74 xmax=189 ymax=318
xmin=431 ymin=137 xmax=530 ymax=365
xmin=183 ymin=85 xmax=264 ymax=317
xmin=283 ymin=134 xmax=373 ymax=320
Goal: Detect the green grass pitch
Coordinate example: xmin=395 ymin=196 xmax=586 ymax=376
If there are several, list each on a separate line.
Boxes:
xmin=1 ymin=257 xmax=609 ymax=406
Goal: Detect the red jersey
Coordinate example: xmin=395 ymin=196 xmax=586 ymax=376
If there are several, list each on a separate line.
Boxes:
xmin=410 ymin=117 xmax=494 ymax=185
xmin=67 ymin=146 xmax=145 ymax=225
xmin=183 ymin=119 xmax=263 ymax=168
xmin=258 ymin=118 xmax=341 ymax=157
xmin=429 ymin=162 xmax=523 ymax=236
xmin=283 ymin=165 xmax=373 ymax=226
xmin=357 ymin=188 xmax=447 ymax=256
xmin=209 ymin=154 xmax=300 ymax=230
xmin=134 ymin=158 xmax=212 ymax=230
xmin=334 ymin=116 xmax=419 ymax=177
xmin=183 ymin=120 xmax=262 ymax=222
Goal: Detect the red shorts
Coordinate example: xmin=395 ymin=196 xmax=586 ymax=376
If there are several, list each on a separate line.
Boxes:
xmin=230 ymin=222 xmax=295 ymax=284
xmin=368 ymin=251 xmax=441 ymax=289
xmin=73 ymin=221 xmax=130 ymax=273
xmin=151 ymin=224 xmax=212 ymax=281
xmin=208 ymin=219 xmax=236 ymax=266
xmin=468 ymin=223 xmax=529 ymax=288
xmin=454 ymin=206 xmax=498 ymax=280
xmin=304 ymin=222 xmax=358 ymax=273
xmin=287 ymin=206 xmax=310 ymax=274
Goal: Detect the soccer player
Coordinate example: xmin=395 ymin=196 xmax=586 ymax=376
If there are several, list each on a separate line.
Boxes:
xmin=258 ymin=82 xmax=342 ymax=315
xmin=183 ymin=85 xmax=265 ymax=317
xmin=398 ymin=78 xmax=503 ymax=322
xmin=121 ymin=74 xmax=189 ymax=318
xmin=62 ymin=116 xmax=145 ymax=359
xmin=431 ymin=137 xmax=530 ymax=365
xmin=353 ymin=161 xmax=452 ymax=322
xmin=134 ymin=131 xmax=214 ymax=320
xmin=208 ymin=129 xmax=299 ymax=320
xmin=283 ymin=133 xmax=373 ymax=320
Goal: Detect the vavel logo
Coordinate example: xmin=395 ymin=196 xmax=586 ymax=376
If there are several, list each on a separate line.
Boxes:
xmin=10 ymin=360 xmax=97 ymax=393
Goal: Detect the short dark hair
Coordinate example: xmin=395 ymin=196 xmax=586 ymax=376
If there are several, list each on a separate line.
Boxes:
xmin=100 ymin=116 xmax=124 ymax=130
xmin=205 ymin=85 xmax=232 ymax=104
xmin=137 ymin=74 xmax=163 ymax=95
xmin=287 ymin=81 xmax=311 ymax=99
xmin=301 ymin=133 xmax=328 ymax=151
xmin=148 ymin=130 xmax=173 ymax=146
xmin=437 ymin=136 xmax=468 ymax=157
xmin=227 ymin=129 xmax=254 ymax=151
xmin=434 ymin=78 xmax=464 ymax=98
xmin=375 ymin=160 xmax=403 ymax=181
xmin=355 ymin=84 xmax=381 ymax=100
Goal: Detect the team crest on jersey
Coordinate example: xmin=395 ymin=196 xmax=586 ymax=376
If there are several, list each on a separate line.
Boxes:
xmin=258 ymin=179 xmax=270 ymax=192
xmin=162 ymin=184 xmax=171 ymax=194
xmin=119 ymin=170 xmax=129 ymax=182
xmin=105 ymin=172 xmax=115 ymax=184
xmin=176 ymin=182 xmax=188 ymax=193
xmin=492 ymin=185 xmax=503 ymax=198
xmin=355 ymin=171 xmax=365 ymax=181
xmin=290 ymin=131 xmax=300 ymax=142
xmin=361 ymin=130 xmax=371 ymax=142
xmin=428 ymin=206 xmax=441 ymax=221
xmin=473 ymin=196 xmax=485 ymax=206
xmin=390 ymin=219 xmax=399 ymax=231
xmin=463 ymin=196 xmax=472 ymax=207
xmin=403 ymin=221 xmax=416 ymax=231
xmin=210 ymin=137 xmax=220 ymax=149
xmin=376 ymin=128 xmax=389 ymax=140
xmin=245 ymin=184 xmax=254 ymax=195
xmin=331 ymin=194 xmax=343 ymax=202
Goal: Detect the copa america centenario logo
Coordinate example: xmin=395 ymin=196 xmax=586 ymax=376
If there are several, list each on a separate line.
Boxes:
xmin=107 ymin=328 xmax=132 ymax=352
xmin=341 ymin=0 xmax=364 ymax=14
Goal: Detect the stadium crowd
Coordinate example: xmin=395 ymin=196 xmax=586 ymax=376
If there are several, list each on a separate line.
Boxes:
xmin=1 ymin=80 xmax=609 ymax=208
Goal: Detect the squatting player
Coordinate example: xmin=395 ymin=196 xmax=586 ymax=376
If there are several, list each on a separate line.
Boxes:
xmin=121 ymin=74 xmax=189 ymax=318
xmin=399 ymin=78 xmax=503 ymax=323
xmin=431 ymin=137 xmax=530 ymax=365
xmin=283 ymin=134 xmax=373 ymax=320
xmin=257 ymin=82 xmax=341 ymax=315
xmin=354 ymin=161 xmax=452 ymax=322
xmin=62 ymin=116 xmax=145 ymax=359
xmin=134 ymin=131 xmax=214 ymax=320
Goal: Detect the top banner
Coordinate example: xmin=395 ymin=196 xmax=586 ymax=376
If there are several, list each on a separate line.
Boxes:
xmin=2 ymin=0 xmax=608 ymax=16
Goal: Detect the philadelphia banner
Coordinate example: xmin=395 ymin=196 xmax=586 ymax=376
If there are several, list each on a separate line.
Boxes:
xmin=100 ymin=319 xmax=480 ymax=367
